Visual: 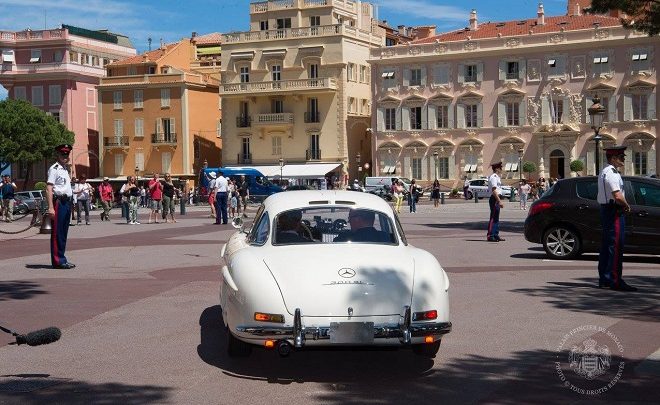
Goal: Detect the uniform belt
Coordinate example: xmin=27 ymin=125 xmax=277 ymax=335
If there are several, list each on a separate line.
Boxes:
xmin=53 ymin=195 xmax=72 ymax=202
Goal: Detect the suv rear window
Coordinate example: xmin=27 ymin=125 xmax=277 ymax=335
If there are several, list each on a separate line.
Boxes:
xmin=575 ymin=180 xmax=598 ymax=200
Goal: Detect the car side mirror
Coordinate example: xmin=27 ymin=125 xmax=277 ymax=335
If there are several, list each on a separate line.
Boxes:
xmin=232 ymin=216 xmax=243 ymax=230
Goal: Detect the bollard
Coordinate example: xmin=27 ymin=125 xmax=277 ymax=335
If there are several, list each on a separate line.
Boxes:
xmin=440 ymin=192 xmax=445 ymax=205
xmin=180 ymin=193 xmax=186 ymax=215
xmin=509 ymin=189 xmax=515 ymax=202
xmin=474 ymin=191 xmax=479 ymax=203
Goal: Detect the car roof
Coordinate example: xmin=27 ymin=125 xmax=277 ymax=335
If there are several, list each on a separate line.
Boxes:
xmin=263 ymin=190 xmax=394 ymax=214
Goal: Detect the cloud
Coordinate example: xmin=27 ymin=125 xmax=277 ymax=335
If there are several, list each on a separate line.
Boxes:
xmin=375 ymin=0 xmax=468 ymax=22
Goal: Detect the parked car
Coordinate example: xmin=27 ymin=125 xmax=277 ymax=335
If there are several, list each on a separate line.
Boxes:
xmin=364 ymin=177 xmax=423 ymax=202
xmin=464 ymin=178 xmax=513 ymax=200
xmin=220 ymin=190 xmax=451 ymax=358
xmin=524 ymin=176 xmax=660 ymax=259
xmin=285 ymin=185 xmax=316 ymax=191
xmin=13 ymin=190 xmax=45 ymax=214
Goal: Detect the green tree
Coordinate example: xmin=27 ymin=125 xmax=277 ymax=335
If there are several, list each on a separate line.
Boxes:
xmin=570 ymin=160 xmax=585 ymax=176
xmin=522 ymin=161 xmax=537 ymax=179
xmin=588 ymin=0 xmax=660 ymax=36
xmin=0 ymin=99 xmax=74 ymax=189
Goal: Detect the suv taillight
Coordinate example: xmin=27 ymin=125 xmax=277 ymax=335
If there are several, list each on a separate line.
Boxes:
xmin=529 ymin=201 xmax=554 ymax=216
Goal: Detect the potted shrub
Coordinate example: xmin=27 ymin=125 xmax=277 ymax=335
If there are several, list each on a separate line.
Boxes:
xmin=570 ymin=160 xmax=584 ymax=177
xmin=522 ymin=161 xmax=537 ymax=180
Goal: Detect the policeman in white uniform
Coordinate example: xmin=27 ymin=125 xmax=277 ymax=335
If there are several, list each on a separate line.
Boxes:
xmin=215 ymin=171 xmax=229 ymax=224
xmin=487 ymin=162 xmax=505 ymax=242
xmin=597 ymin=145 xmax=635 ymax=291
xmin=47 ymin=144 xmax=75 ymax=269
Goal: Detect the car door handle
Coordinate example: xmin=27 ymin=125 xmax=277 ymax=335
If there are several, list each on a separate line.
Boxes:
xmin=576 ymin=204 xmax=589 ymax=210
xmin=636 ymin=211 xmax=649 ymax=217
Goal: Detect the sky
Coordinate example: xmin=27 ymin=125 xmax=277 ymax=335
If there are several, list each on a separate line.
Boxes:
xmin=0 ymin=0 xmax=569 ymax=100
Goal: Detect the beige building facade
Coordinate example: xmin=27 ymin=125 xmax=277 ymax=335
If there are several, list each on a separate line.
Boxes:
xmin=369 ymin=3 xmax=658 ymax=188
xmin=220 ymin=0 xmax=384 ymax=183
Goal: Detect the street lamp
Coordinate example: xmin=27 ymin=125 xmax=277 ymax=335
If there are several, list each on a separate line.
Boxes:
xmin=278 ymin=157 xmax=284 ymax=185
xmin=356 ymin=153 xmax=361 ymax=180
xmin=518 ymin=148 xmax=524 ymax=182
xmin=433 ymin=150 xmax=439 ymax=180
xmin=588 ymin=95 xmax=606 ymax=174
xmin=134 ymin=165 xmax=139 ymax=184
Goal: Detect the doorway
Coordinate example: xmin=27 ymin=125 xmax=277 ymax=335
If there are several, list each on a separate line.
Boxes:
xmin=549 ymin=149 xmax=565 ymax=179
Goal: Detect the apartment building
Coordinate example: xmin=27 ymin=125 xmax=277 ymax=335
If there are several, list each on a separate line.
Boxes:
xmin=220 ymin=0 xmax=384 ymax=183
xmin=0 ymin=25 xmax=136 ymax=180
xmin=369 ymin=2 xmax=658 ymax=187
xmin=191 ymin=32 xmax=222 ymax=81
xmin=97 ymin=38 xmax=221 ymax=184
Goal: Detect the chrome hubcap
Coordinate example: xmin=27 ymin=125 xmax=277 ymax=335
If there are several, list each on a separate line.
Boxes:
xmin=546 ymin=229 xmax=575 ymax=257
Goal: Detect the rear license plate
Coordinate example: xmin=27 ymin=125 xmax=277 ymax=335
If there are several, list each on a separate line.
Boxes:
xmin=329 ymin=322 xmax=374 ymax=344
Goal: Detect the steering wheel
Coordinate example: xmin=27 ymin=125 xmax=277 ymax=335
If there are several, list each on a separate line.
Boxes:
xmin=332 ymin=219 xmax=348 ymax=232
xmin=300 ymin=221 xmax=314 ymax=241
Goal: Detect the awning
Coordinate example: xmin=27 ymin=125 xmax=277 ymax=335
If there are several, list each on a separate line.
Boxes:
xmin=381 ymin=166 xmax=395 ymax=174
xmin=1 ymin=50 xmax=15 ymax=63
xmin=231 ymin=163 xmax=342 ymax=179
xmin=29 ymin=57 xmax=40 ymax=63
xmin=197 ymin=46 xmax=221 ymax=56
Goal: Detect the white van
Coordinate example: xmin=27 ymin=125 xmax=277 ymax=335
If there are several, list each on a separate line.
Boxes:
xmin=364 ymin=177 xmax=423 ymax=199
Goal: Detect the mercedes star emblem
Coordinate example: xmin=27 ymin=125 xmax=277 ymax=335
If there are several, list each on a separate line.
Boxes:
xmin=338 ymin=268 xmax=356 ymax=278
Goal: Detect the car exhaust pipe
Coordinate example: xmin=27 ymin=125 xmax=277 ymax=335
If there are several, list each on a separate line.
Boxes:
xmin=277 ymin=340 xmax=293 ymax=357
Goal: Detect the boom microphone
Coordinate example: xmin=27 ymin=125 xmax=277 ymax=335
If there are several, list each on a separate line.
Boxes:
xmin=15 ymin=327 xmax=62 ymax=346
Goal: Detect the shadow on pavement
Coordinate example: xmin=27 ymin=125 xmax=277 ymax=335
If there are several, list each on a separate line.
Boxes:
xmin=0 ymin=374 xmax=172 ymax=404
xmin=24 ymin=265 xmax=54 ymax=270
xmin=424 ymin=221 xmax=524 ymax=234
xmin=197 ymin=307 xmax=659 ymax=403
xmin=0 ymin=281 xmax=47 ymax=301
xmin=511 ymin=276 xmax=660 ymax=322
xmin=511 ymin=251 xmax=660 ymax=264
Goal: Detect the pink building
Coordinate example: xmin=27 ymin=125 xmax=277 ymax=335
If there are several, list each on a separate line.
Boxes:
xmin=369 ymin=3 xmax=657 ymax=187
xmin=0 ymin=25 xmax=135 ymax=181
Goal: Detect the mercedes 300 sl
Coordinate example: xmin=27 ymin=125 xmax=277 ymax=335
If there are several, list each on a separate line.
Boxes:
xmin=220 ymin=190 xmax=451 ymax=358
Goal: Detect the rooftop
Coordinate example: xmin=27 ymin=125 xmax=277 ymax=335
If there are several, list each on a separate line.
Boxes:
xmin=193 ymin=32 xmax=222 ymax=45
xmin=109 ymin=43 xmax=178 ymax=66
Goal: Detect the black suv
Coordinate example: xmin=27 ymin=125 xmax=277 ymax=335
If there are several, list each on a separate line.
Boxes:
xmin=524 ymin=176 xmax=660 ymax=259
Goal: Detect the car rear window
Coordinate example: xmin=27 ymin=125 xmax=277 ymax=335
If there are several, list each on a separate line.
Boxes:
xmin=575 ymin=180 xmax=598 ymax=200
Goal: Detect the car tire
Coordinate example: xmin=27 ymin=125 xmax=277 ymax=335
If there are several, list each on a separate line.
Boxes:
xmin=227 ymin=330 xmax=253 ymax=358
xmin=465 ymin=191 xmax=473 ymax=200
xmin=543 ymin=226 xmax=581 ymax=260
xmin=412 ymin=341 xmax=441 ymax=358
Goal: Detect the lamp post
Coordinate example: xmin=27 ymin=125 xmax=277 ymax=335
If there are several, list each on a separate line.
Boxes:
xmin=588 ymin=95 xmax=606 ymax=174
xmin=278 ymin=157 xmax=284 ymax=186
xmin=433 ymin=150 xmax=439 ymax=180
xmin=134 ymin=165 xmax=139 ymax=185
xmin=518 ymin=148 xmax=524 ymax=183
xmin=356 ymin=152 xmax=361 ymax=181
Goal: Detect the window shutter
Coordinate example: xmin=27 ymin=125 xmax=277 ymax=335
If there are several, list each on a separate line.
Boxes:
xmin=497 ymin=101 xmax=506 ymax=127
xmin=519 ymin=60 xmax=526 ymax=81
xmin=456 ymin=104 xmax=465 ymax=128
xmin=457 ymin=64 xmax=465 ymax=83
xmin=586 ymin=150 xmax=595 ymax=175
xmin=541 ymin=97 xmax=550 ymax=125
xmin=648 ymin=147 xmax=657 ymax=176
xmin=403 ymin=156 xmax=411 ymax=178
xmin=477 ymin=103 xmax=483 ymax=127
xmin=170 ymin=117 xmax=176 ymax=135
xmin=608 ymin=96 xmax=617 ymax=122
xmin=561 ymin=98 xmax=569 ymax=123
xmin=156 ymin=118 xmax=162 ymax=137
xmin=623 ymin=94 xmax=633 ymax=121
xmin=377 ymin=107 xmax=384 ymax=131
xmin=421 ymin=156 xmax=429 ymax=180
xmin=647 ymin=92 xmax=656 ymax=119
xmin=448 ymin=155 xmax=456 ymax=180
xmin=421 ymin=104 xmax=428 ymax=129
xmin=519 ymin=99 xmax=527 ymax=126
xmin=434 ymin=66 xmax=448 ymax=85
xmin=420 ymin=67 xmax=426 ymax=87
xmin=476 ymin=63 xmax=484 ymax=82
xmin=583 ymin=97 xmax=591 ymax=124
xmin=403 ymin=68 xmax=410 ymax=87
xmin=447 ymin=103 xmax=455 ymax=128
xmin=427 ymin=104 xmax=437 ymax=129
xmin=402 ymin=106 xmax=411 ymax=130
xmin=395 ymin=106 xmax=402 ymax=130
xmin=557 ymin=57 xmax=566 ymax=76
xmin=498 ymin=61 xmax=506 ymax=81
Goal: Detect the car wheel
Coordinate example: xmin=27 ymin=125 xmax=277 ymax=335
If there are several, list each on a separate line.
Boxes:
xmin=227 ymin=330 xmax=253 ymax=358
xmin=543 ymin=226 xmax=581 ymax=259
xmin=412 ymin=341 xmax=441 ymax=358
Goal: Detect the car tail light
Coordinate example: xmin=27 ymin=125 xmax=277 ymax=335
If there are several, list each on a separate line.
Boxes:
xmin=529 ymin=201 xmax=554 ymax=216
xmin=254 ymin=312 xmax=285 ymax=323
xmin=424 ymin=336 xmax=435 ymax=344
xmin=412 ymin=310 xmax=437 ymax=321
xmin=264 ymin=340 xmax=276 ymax=348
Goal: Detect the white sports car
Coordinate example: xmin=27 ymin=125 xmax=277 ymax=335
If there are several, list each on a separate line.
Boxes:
xmin=220 ymin=190 xmax=451 ymax=358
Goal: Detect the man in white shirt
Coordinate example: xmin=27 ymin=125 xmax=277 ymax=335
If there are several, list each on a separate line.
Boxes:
xmin=487 ymin=162 xmax=505 ymax=242
xmin=214 ymin=171 xmax=229 ymax=224
xmin=46 ymin=144 xmax=75 ymax=269
xmin=596 ymin=145 xmax=635 ymax=292
xmin=74 ymin=175 xmax=93 ymax=225
xmin=463 ymin=177 xmax=471 ymax=200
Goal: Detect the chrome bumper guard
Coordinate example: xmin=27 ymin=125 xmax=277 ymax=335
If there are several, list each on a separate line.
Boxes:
xmin=235 ymin=306 xmax=452 ymax=346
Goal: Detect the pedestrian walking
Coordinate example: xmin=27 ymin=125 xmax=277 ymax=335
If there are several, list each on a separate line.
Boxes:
xmin=98 ymin=177 xmax=113 ymax=221
xmin=597 ymin=146 xmax=636 ymax=292
xmin=214 ymin=171 xmax=229 ymax=224
xmin=74 ymin=175 xmax=93 ymax=225
xmin=70 ymin=176 xmax=78 ymax=223
xmin=161 ymin=173 xmax=177 ymax=223
xmin=119 ymin=179 xmax=131 ymax=224
xmin=46 ymin=144 xmax=75 ymax=269
xmin=463 ymin=176 xmax=470 ymax=200
xmin=237 ymin=175 xmax=249 ymax=218
xmin=148 ymin=173 xmax=163 ymax=224
xmin=230 ymin=190 xmax=238 ymax=218
xmin=486 ymin=162 xmax=505 ymax=242
xmin=1 ymin=174 xmax=17 ymax=222
xmin=140 ymin=186 xmax=147 ymax=207
xmin=393 ymin=180 xmax=404 ymax=214
xmin=207 ymin=172 xmax=217 ymax=219
xmin=408 ymin=179 xmax=418 ymax=213
xmin=122 ymin=176 xmax=140 ymax=225
xmin=518 ymin=180 xmax=531 ymax=210
xmin=431 ymin=179 xmax=440 ymax=208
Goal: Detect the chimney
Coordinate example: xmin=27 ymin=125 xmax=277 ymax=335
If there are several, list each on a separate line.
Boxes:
xmin=574 ymin=2 xmax=581 ymax=16
xmin=469 ymin=9 xmax=478 ymax=31
xmin=160 ymin=38 xmax=164 ymax=49
xmin=191 ymin=31 xmax=197 ymax=38
xmin=537 ymin=2 xmax=545 ymax=25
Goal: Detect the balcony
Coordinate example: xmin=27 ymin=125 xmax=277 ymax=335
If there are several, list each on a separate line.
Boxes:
xmin=238 ymin=153 xmax=252 ymax=164
xmin=220 ymin=78 xmax=337 ymax=96
xmin=255 ymin=113 xmax=294 ymax=125
xmin=103 ymin=136 xmax=129 ymax=149
xmin=0 ymin=29 xmax=65 ymax=42
xmin=151 ymin=133 xmax=177 ymax=145
xmin=236 ymin=116 xmax=252 ymax=128
xmin=0 ymin=62 xmax=106 ymax=77
xmin=306 ymin=149 xmax=322 ymax=160
xmin=223 ymin=23 xmax=381 ymax=44
xmin=250 ymin=0 xmax=357 ymax=14
xmin=304 ymin=111 xmax=320 ymax=123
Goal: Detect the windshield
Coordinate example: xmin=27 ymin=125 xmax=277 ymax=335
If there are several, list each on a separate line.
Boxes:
xmin=272 ymin=207 xmax=398 ymax=246
xmin=256 ymin=176 xmax=274 ymax=186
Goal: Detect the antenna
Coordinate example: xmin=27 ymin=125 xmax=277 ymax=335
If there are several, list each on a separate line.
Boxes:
xmin=148 ymin=37 xmax=152 ymax=51
xmin=44 ymin=10 xmax=47 ymax=30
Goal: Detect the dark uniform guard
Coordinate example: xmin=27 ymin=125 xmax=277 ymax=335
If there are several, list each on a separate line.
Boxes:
xmin=47 ymin=144 xmax=76 ymax=269
xmin=487 ymin=161 xmax=505 ymax=242
xmin=597 ymin=145 xmax=636 ymax=291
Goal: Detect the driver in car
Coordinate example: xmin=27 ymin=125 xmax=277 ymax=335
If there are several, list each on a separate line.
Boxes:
xmin=333 ymin=209 xmax=392 ymax=243
xmin=275 ymin=210 xmax=313 ymax=244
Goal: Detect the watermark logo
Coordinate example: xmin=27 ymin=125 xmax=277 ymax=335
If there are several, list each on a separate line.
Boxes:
xmin=555 ymin=325 xmax=625 ymax=396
